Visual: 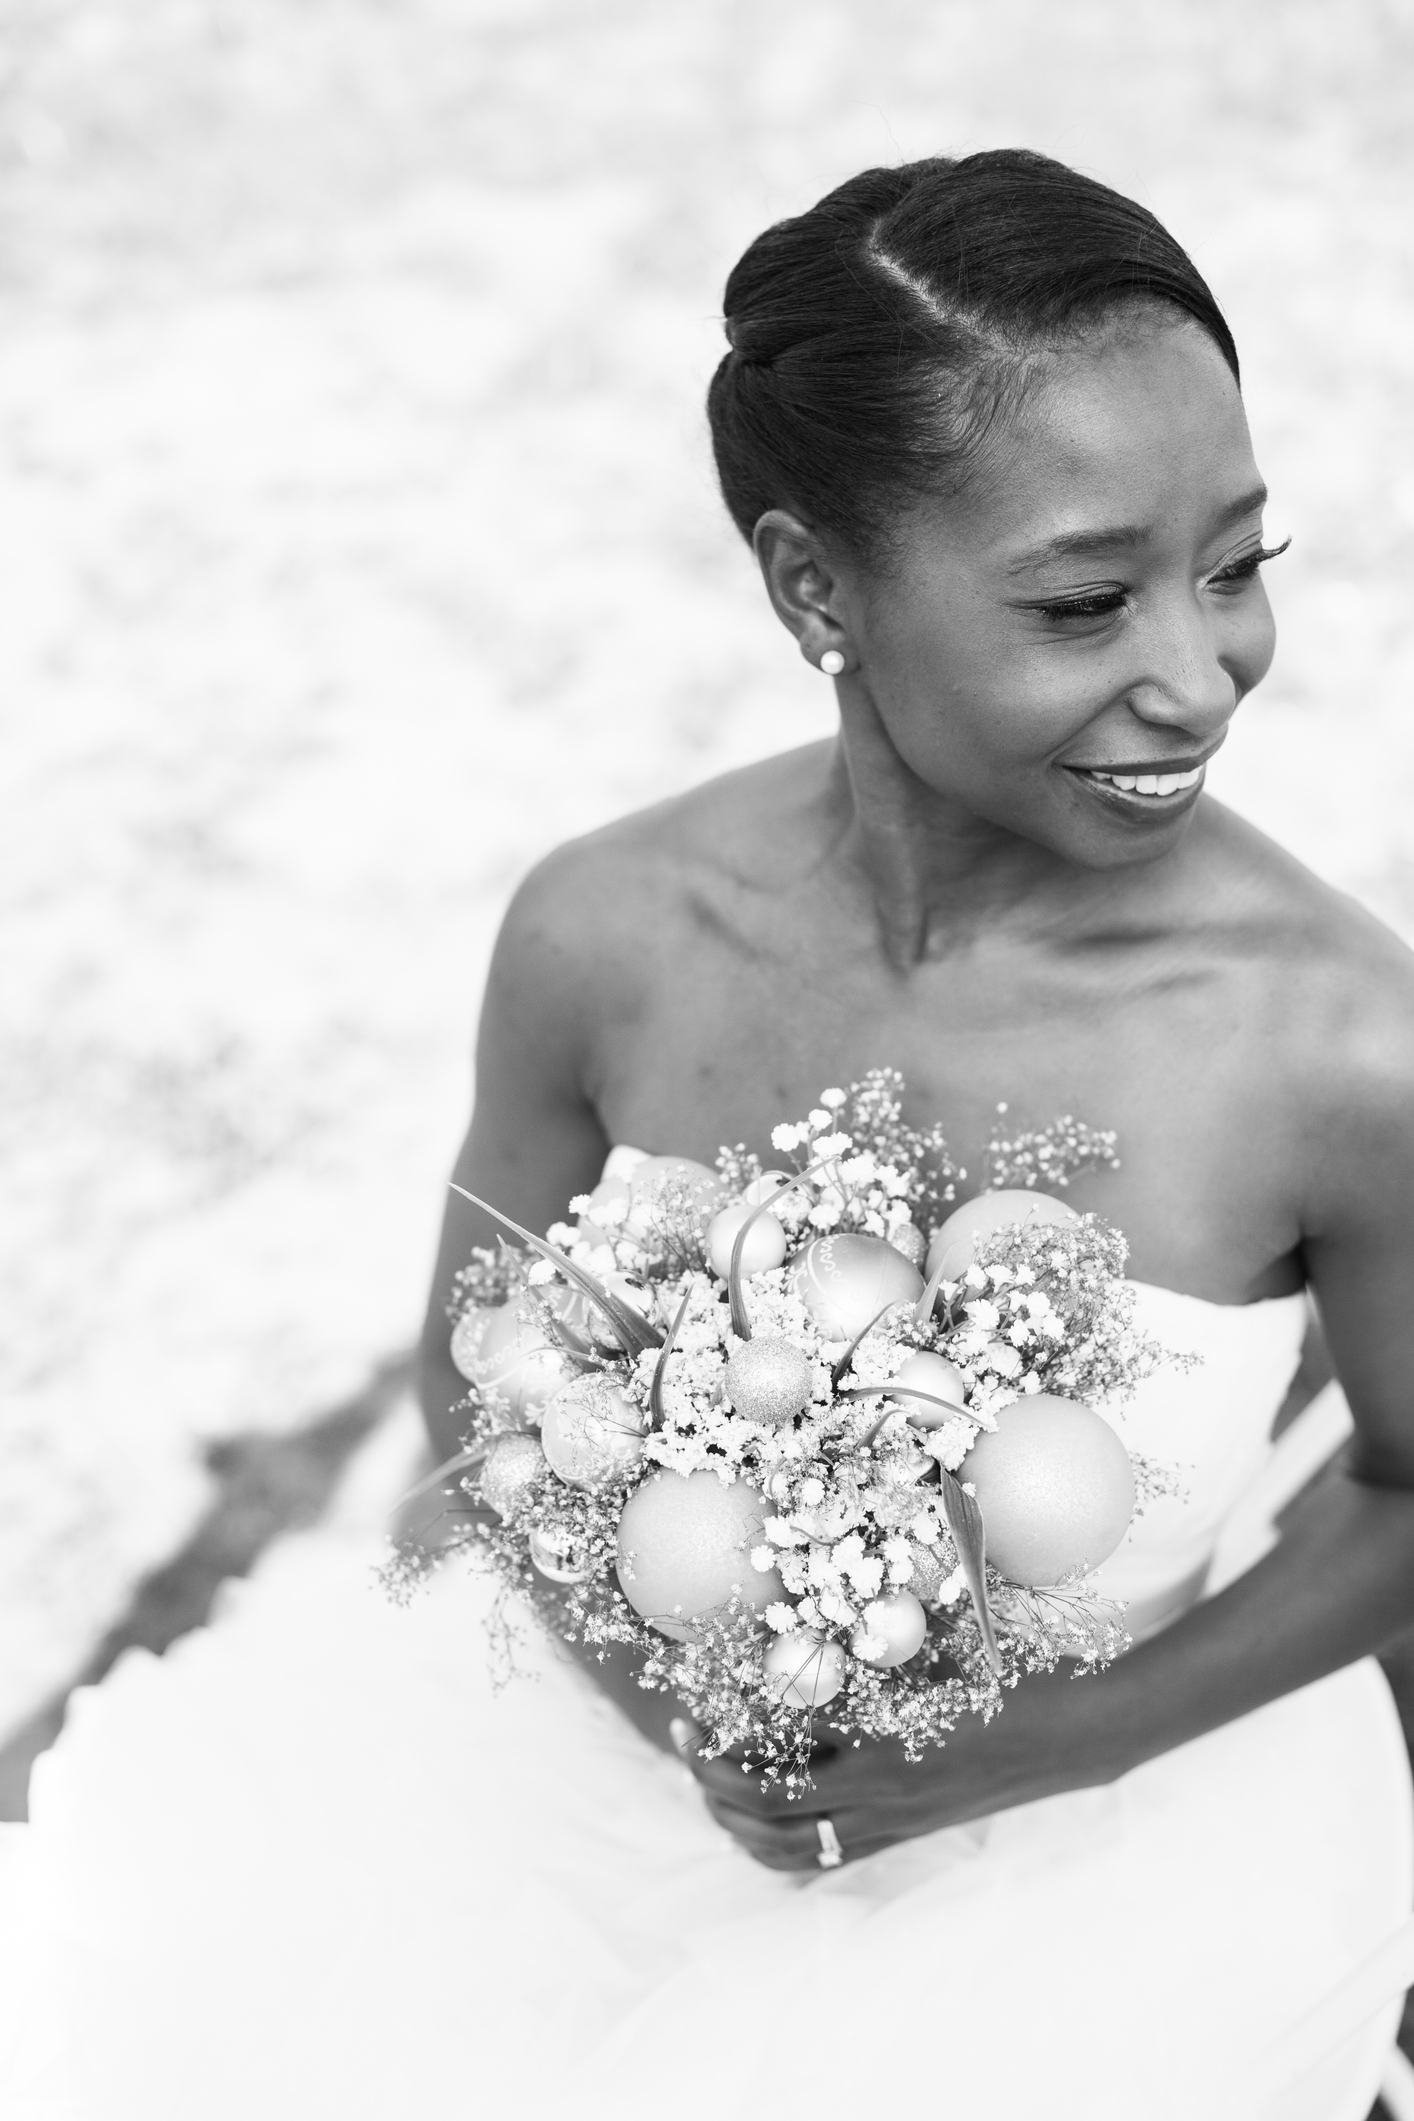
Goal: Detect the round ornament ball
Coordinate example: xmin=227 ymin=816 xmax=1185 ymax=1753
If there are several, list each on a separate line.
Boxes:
xmin=724 ymin=1337 xmax=813 ymax=1426
xmin=707 ymin=1202 xmax=787 ymax=1280
xmin=469 ymin=1295 xmax=579 ymax=1424
xmin=887 ymin=1350 xmax=968 ymax=1429
xmin=529 ymin=1528 xmax=590 ymax=1583
xmin=627 ymin=1155 xmax=726 ymax=1237
xmin=449 ymin=1305 xmax=492 ymax=1383
xmin=960 ymin=1394 xmax=1135 ymax=1586
xmin=925 ymin=1190 xmax=1078 ymax=1286
xmin=479 ymin=1433 xmax=547 ymax=1518
xmin=616 ymin=1470 xmax=783 ymax=1640
xmin=541 ymin=1373 xmax=648 ymax=1490
xmin=788 ymin=1233 xmax=923 ymax=1342
xmin=575 ymin=1173 xmax=632 ymax=1249
xmin=850 ymin=1589 xmax=928 ymax=1668
xmin=762 ymin=1630 xmax=848 ymax=1710
xmin=743 ymin=1168 xmax=793 ymax=1206
xmin=583 ymin=1271 xmax=653 ymax=1352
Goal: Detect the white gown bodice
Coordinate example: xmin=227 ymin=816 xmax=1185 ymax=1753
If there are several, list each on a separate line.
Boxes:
xmin=1090 ymin=1279 xmax=1306 ymax=1632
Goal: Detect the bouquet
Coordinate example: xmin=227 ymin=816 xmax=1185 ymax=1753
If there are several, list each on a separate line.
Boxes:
xmin=388 ymin=1072 xmax=1175 ymax=1789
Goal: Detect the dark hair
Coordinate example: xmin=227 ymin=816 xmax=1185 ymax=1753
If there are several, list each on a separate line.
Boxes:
xmin=708 ymin=149 xmax=1239 ymax=563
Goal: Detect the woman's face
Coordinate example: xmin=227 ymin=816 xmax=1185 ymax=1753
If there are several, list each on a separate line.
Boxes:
xmin=838 ymin=315 xmax=1278 ymax=870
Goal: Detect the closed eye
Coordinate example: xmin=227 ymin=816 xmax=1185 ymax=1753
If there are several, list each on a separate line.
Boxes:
xmin=1028 ymin=537 xmax=1290 ymax=625
xmin=1031 ymin=585 xmax=1129 ymax=624
xmin=1208 ymin=537 xmax=1291 ymax=590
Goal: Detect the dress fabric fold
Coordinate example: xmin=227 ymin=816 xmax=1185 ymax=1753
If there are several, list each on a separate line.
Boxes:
xmin=0 ymin=1281 xmax=1408 ymax=2121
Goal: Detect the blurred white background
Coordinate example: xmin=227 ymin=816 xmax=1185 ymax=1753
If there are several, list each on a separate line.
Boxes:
xmin=3 ymin=0 xmax=1413 ymax=1757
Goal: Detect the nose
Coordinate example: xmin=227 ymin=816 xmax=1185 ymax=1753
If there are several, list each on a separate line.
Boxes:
xmin=1126 ymin=598 xmax=1240 ymax=744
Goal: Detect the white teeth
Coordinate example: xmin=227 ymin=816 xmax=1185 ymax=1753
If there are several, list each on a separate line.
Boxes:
xmin=1086 ymin=765 xmax=1203 ymax=795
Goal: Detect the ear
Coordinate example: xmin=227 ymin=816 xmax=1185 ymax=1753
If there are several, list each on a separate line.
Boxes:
xmin=752 ymin=511 xmax=854 ymax=675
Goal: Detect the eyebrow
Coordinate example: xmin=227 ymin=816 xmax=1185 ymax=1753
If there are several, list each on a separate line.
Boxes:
xmin=1006 ymin=483 xmax=1269 ymax=573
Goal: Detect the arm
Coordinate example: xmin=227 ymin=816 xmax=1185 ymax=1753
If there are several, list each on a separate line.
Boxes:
xmin=685 ymin=1007 xmax=1414 ymax=1869
xmin=417 ymin=859 xmax=610 ymax=1466
xmin=415 ymin=852 xmax=687 ymax=1754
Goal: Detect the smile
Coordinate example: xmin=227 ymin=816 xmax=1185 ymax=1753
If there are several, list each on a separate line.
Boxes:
xmin=1080 ymin=765 xmax=1204 ymax=796
xmin=1060 ymin=759 xmax=1209 ymax=819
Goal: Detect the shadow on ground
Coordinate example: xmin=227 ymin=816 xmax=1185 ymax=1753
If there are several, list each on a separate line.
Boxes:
xmin=0 ymin=1348 xmax=415 ymax=1821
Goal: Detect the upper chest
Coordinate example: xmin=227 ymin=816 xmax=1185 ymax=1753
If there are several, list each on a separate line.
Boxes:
xmin=584 ymin=864 xmax=1305 ymax=1299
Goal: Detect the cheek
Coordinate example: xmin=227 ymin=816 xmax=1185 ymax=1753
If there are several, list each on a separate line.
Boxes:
xmin=868 ymin=612 xmax=1064 ymax=772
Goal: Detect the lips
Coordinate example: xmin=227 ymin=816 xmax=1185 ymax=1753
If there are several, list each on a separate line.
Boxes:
xmin=1061 ymin=758 xmax=1209 ymax=817
xmin=1078 ymin=765 xmax=1203 ymax=796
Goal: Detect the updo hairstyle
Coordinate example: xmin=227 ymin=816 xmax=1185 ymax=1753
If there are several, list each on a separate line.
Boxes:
xmin=708 ymin=149 xmax=1238 ymax=566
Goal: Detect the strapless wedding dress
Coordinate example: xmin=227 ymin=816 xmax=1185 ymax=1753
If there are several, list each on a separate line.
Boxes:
xmin=1 ymin=1282 xmax=1409 ymax=2121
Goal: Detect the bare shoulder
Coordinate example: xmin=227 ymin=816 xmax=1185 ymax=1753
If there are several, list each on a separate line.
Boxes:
xmin=1198 ymin=801 xmax=1414 ymax=1121
xmin=494 ymin=741 xmax=833 ymax=1003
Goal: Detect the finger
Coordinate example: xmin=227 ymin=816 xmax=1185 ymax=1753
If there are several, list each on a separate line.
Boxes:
xmin=668 ymin=1716 xmax=700 ymax=1758
xmin=704 ymin=1796 xmax=824 ymax=1872
xmin=684 ymin=1752 xmax=803 ymax=1818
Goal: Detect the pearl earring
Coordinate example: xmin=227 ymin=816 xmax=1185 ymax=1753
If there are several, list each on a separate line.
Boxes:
xmin=819 ymin=649 xmax=846 ymax=676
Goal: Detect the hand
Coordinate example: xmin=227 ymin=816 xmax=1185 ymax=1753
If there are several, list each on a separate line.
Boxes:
xmin=670 ymin=1663 xmax=1128 ymax=1872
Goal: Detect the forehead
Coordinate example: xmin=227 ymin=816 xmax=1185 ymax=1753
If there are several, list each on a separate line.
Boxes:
xmin=920 ymin=317 xmax=1259 ymax=564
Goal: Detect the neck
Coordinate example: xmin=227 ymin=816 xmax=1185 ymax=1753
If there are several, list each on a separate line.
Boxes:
xmin=821 ymin=689 xmax=1121 ymax=968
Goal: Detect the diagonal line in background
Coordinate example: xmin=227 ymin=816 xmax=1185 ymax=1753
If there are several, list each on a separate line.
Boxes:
xmin=0 ymin=1347 xmax=415 ymax=1822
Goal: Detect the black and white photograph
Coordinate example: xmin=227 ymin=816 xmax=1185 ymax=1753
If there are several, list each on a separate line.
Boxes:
xmin=2 ymin=4 xmax=1414 ymax=2116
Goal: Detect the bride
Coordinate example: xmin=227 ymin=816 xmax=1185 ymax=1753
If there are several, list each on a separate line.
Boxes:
xmin=6 ymin=149 xmax=1413 ymax=2121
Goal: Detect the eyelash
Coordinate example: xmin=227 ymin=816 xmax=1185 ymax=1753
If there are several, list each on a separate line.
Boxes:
xmin=1035 ymin=539 xmax=1292 ymax=624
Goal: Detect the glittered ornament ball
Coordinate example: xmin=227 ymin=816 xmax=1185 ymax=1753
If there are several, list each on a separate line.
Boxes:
xmin=850 ymin=1589 xmax=927 ymax=1668
xmin=926 ymin=1190 xmax=1078 ymax=1285
xmin=887 ymin=1350 xmax=968 ymax=1428
xmin=479 ymin=1433 xmax=547 ymax=1518
xmin=540 ymin=1373 xmax=648 ymax=1490
xmin=904 ymin=1539 xmax=953 ymax=1602
xmin=789 ymin=1232 xmax=923 ymax=1342
xmin=888 ymin=1221 xmax=927 ymax=1268
xmin=960 ymin=1394 xmax=1134 ymax=1585
xmin=707 ymin=1202 xmax=787 ymax=1280
xmin=468 ymin=1295 xmax=579 ymax=1424
xmin=762 ymin=1630 xmax=848 ymax=1709
xmin=616 ymin=1470 xmax=783 ymax=1639
xmin=725 ymin=1337 xmax=813 ymax=1426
